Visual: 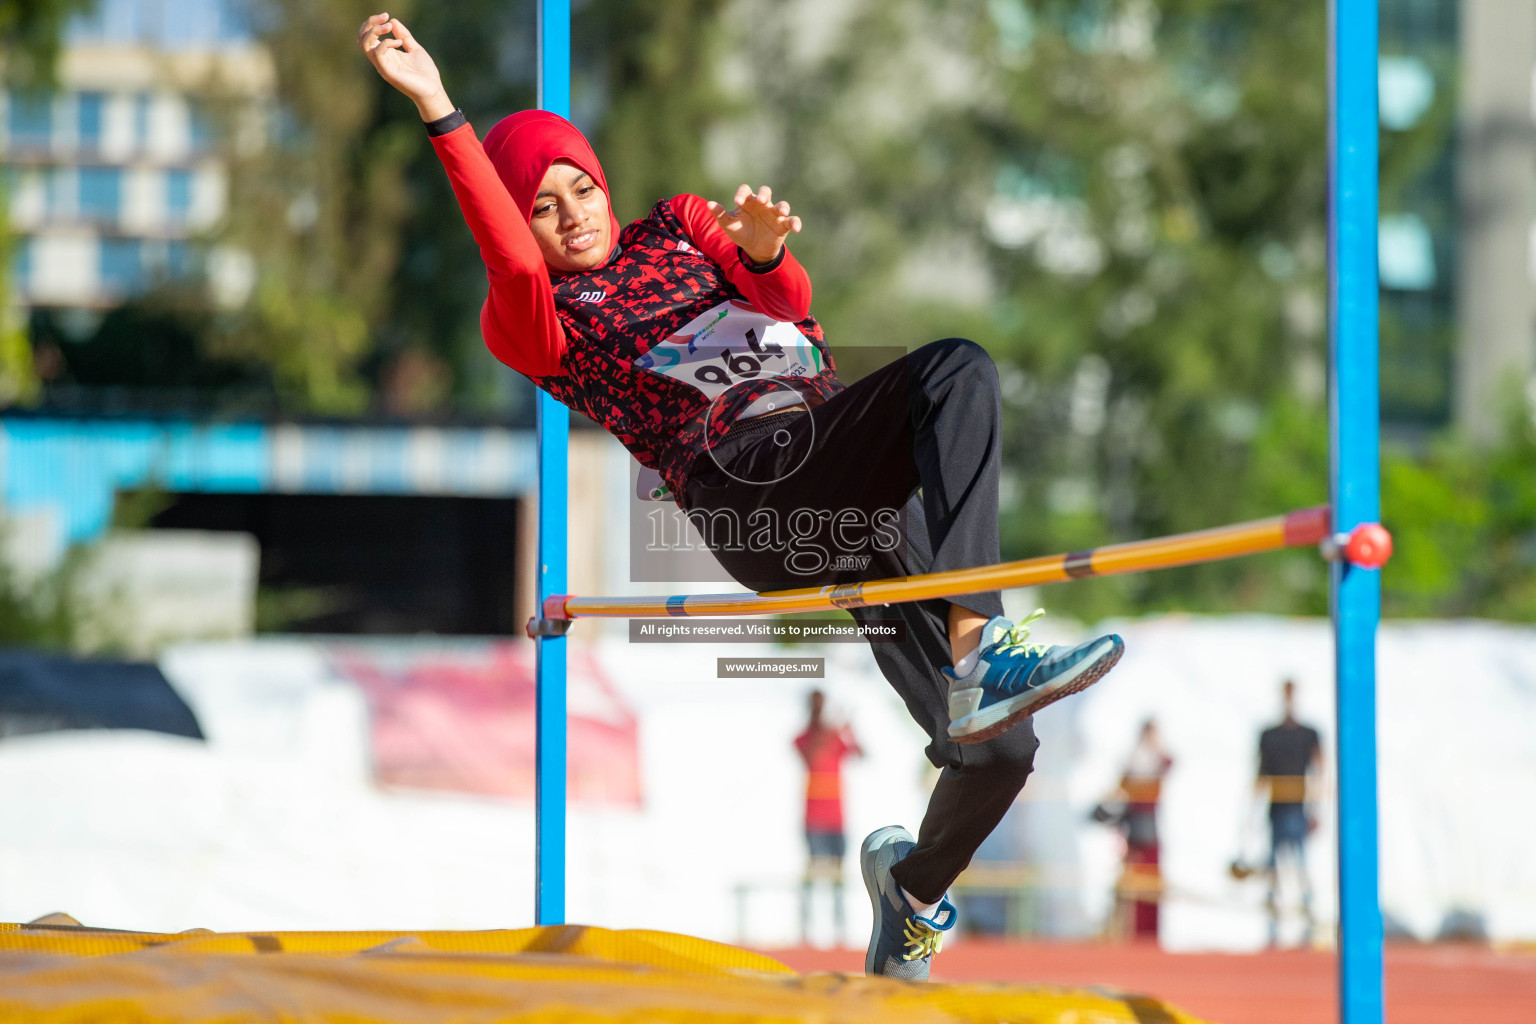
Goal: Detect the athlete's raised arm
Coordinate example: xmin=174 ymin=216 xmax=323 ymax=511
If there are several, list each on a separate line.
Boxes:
xmin=358 ymin=13 xmax=565 ymax=378
xmin=357 ymin=12 xmax=454 ymax=121
xmin=669 ymin=186 xmax=813 ymax=323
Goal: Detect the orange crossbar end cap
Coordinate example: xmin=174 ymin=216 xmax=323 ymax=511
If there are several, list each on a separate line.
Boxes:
xmin=1345 ymin=523 xmax=1393 ymax=568
xmin=526 ymin=595 xmax=575 ymax=639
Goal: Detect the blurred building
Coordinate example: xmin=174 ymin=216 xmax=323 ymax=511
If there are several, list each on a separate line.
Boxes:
xmin=0 ymin=2 xmax=578 ymax=645
xmin=1380 ymin=0 xmax=1536 ymax=441
xmin=1452 ymin=0 xmax=1536 ymax=441
xmin=2 ymin=0 xmax=266 ymax=316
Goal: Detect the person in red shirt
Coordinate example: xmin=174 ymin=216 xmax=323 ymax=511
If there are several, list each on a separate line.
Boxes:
xmin=794 ymin=689 xmax=862 ymax=946
xmin=359 ymin=14 xmax=1125 ymax=978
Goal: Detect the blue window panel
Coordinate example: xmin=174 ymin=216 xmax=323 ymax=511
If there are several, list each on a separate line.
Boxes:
xmin=164 ymin=239 xmax=194 ymax=279
xmin=12 ymin=236 xmax=32 ymax=290
xmin=189 ymin=102 xmax=213 ymax=152
xmin=8 ymin=93 xmax=52 ymax=149
xmin=79 ymin=166 xmax=123 ymax=221
xmin=165 ymin=168 xmax=193 ymax=221
xmin=134 ymin=93 xmax=151 ymax=150
xmin=47 ymin=169 xmax=72 ymax=217
xmin=77 ymin=91 xmax=105 ymax=151
xmin=99 ymin=238 xmax=145 ymax=295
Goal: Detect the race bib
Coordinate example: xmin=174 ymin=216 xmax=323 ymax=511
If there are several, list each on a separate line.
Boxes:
xmin=634 ymin=301 xmax=822 ymax=399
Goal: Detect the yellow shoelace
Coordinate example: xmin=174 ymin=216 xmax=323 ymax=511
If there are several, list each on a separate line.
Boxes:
xmin=992 ymin=607 xmax=1051 ymax=657
xmin=901 ymin=918 xmax=945 ymax=961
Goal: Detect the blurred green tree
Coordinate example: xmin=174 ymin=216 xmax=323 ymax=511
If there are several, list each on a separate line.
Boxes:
xmin=976 ymin=0 xmax=1338 ymax=619
xmin=0 ymin=202 xmax=38 ymax=408
xmin=677 ymin=0 xmax=1337 ymax=618
xmin=678 ymin=0 xmax=1515 ymax=621
xmin=0 ymin=0 xmax=99 ymax=405
xmin=212 ymin=0 xmax=423 ymax=414
xmin=1381 ymin=398 xmax=1536 ymax=620
xmin=0 ymin=0 xmax=98 ymax=88
xmin=383 ymin=1 xmax=539 ymax=418
xmin=0 ymin=536 xmax=87 ymax=650
xmin=580 ymin=0 xmax=731 ymax=222
xmin=208 ymin=0 xmax=552 ymax=418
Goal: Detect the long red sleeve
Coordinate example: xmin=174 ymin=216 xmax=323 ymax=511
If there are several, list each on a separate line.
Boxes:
xmin=668 ymin=194 xmax=813 ymax=323
xmin=429 ymin=123 xmax=566 ymax=379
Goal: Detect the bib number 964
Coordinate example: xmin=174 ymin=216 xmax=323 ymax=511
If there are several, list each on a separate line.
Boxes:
xmin=635 ymin=302 xmax=821 ymax=399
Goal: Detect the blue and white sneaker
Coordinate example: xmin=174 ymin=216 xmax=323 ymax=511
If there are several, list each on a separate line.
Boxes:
xmin=860 ymin=825 xmax=958 ymax=980
xmin=944 ymin=609 xmax=1124 ymax=744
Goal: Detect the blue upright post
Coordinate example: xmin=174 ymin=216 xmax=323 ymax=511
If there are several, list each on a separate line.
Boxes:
xmin=534 ymin=0 xmax=571 ymax=927
xmin=1328 ymin=3 xmax=1383 ymax=1022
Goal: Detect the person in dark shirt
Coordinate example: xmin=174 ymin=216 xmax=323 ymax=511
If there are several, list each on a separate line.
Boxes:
xmin=1255 ymin=679 xmax=1323 ymax=947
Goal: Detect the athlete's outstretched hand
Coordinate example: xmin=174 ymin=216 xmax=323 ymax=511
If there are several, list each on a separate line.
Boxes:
xmin=358 ymin=13 xmax=455 ymax=122
xmin=707 ymin=185 xmax=803 ymax=265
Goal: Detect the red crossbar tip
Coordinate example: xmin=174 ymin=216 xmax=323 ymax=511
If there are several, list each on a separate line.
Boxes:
xmin=1345 ymin=522 xmax=1392 ymax=568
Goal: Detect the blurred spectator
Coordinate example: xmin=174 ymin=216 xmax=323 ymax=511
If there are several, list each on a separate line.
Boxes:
xmin=1094 ymin=719 xmax=1173 ymax=941
xmin=1256 ymin=679 xmax=1323 ymax=947
xmin=793 ymin=689 xmax=861 ymax=946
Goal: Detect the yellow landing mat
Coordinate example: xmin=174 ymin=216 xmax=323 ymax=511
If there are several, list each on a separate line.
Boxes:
xmin=0 ymin=921 xmax=1212 ymax=1023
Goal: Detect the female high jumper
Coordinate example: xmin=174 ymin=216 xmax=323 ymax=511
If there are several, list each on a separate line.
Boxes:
xmin=360 ymin=12 xmax=1123 ymax=978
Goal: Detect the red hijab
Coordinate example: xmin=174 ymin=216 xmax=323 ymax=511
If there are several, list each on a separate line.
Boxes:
xmin=482 ymin=110 xmax=622 ymax=267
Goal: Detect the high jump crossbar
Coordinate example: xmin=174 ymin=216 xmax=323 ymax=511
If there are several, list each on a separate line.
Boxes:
xmin=526 ymin=507 xmax=1391 ymax=629
xmin=535 ymin=2 xmax=1384 ymax=1022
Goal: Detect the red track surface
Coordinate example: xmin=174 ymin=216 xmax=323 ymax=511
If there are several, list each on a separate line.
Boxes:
xmin=758 ymin=941 xmax=1536 ymax=1023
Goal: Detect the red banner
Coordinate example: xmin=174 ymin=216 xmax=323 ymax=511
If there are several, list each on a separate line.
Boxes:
xmin=329 ymin=642 xmax=640 ymax=806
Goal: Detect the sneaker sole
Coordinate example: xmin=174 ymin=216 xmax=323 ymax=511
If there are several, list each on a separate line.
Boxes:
xmin=948 ymin=635 xmax=1124 ymax=744
xmin=859 ymin=825 xmax=913 ymax=976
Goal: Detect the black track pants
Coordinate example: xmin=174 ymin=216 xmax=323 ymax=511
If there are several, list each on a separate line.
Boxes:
xmin=682 ymin=337 xmax=1039 ymax=904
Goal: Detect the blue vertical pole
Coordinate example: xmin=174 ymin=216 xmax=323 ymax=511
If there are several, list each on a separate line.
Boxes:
xmin=535 ymin=0 xmax=571 ymax=927
xmin=1328 ymin=2 xmax=1382 ymax=1022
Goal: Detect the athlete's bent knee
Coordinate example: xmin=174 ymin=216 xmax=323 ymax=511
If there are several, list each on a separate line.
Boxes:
xmin=930 ymin=337 xmax=998 ymax=390
xmin=960 ymin=720 xmax=1040 ymax=783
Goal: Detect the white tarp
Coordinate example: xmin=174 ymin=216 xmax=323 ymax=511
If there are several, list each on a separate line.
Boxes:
xmin=1020 ymin=616 xmax=1536 ymax=949
xmin=76 ymin=531 xmax=259 ymax=656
